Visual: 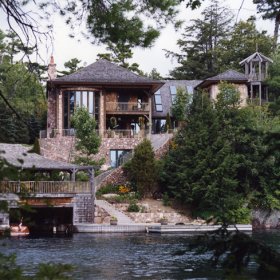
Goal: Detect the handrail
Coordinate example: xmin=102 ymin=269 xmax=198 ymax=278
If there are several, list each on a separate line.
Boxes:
xmin=106 ymin=102 xmax=150 ymax=112
xmin=0 ymin=181 xmax=91 ymax=194
xmin=104 ymin=129 xmax=149 ymax=138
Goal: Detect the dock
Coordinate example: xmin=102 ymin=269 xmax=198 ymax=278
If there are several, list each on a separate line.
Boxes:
xmin=73 ymin=223 xmax=252 ymax=233
xmin=147 ymin=224 xmax=252 ymax=233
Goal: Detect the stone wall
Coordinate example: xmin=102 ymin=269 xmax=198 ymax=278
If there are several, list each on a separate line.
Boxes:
xmin=93 ymin=205 xmax=111 ymax=224
xmin=39 ymin=136 xmax=143 ymax=164
xmin=252 ymin=209 xmax=280 ymax=229
xmin=98 ymin=167 xmax=127 ymax=189
xmin=47 ymin=90 xmax=57 ymax=132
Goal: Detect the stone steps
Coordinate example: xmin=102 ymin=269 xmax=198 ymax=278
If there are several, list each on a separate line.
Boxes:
xmin=95 ymin=200 xmax=135 ymax=225
xmin=150 ymin=133 xmax=173 ymax=151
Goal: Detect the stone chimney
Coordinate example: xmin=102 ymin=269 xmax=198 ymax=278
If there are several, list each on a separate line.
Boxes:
xmin=48 ymin=55 xmax=57 ymax=80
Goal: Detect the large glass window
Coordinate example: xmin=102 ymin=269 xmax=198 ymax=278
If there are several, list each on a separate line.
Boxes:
xmin=63 ymin=90 xmax=99 ymax=129
xmin=110 ymin=150 xmax=131 ymax=168
xmin=154 ymin=90 xmax=163 ymax=112
xmin=170 ymin=86 xmax=177 ymax=104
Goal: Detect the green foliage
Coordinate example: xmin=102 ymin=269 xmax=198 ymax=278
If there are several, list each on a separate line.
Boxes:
xmin=171 ymin=87 xmax=191 ymax=122
xmin=162 ymin=84 xmax=280 ymax=222
xmin=0 ymin=252 xmax=73 ymax=280
xmin=71 ymin=107 xmax=101 ymax=159
xmin=127 ymin=203 xmax=140 ymax=212
xmin=168 ymin=4 xmax=274 ymax=79
xmin=36 ymin=263 xmax=73 ymax=280
xmin=96 ymin=184 xmax=119 ymax=197
xmin=124 ymin=139 xmax=158 ymax=198
xmin=59 ymin=58 xmax=82 ymax=76
xmin=29 ymin=138 xmax=40 ymax=154
xmin=188 ymin=226 xmax=280 ymax=279
xmin=162 ymin=192 xmax=171 ymax=207
xmin=165 ymin=112 xmax=172 ymax=131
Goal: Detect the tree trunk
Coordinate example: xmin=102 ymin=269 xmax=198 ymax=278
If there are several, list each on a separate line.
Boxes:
xmin=274 ymin=13 xmax=280 ymax=48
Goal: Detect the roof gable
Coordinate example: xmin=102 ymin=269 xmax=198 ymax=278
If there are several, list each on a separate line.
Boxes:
xmin=239 ymin=52 xmax=273 ymax=65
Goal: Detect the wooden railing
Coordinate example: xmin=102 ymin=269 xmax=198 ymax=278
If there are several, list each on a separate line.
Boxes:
xmin=0 ymin=181 xmax=92 ymax=194
xmin=104 ymin=129 xmax=149 ymax=138
xmin=106 ymin=102 xmax=150 ymax=112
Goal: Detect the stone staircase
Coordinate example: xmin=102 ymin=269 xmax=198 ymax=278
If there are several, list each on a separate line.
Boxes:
xmin=95 ymin=199 xmax=135 ymax=224
xmin=150 ymin=133 xmax=173 ymax=151
xmin=73 ymin=194 xmax=94 ymax=224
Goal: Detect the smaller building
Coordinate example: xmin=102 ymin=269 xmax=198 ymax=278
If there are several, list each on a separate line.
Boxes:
xmin=195 ymin=69 xmax=249 ymax=107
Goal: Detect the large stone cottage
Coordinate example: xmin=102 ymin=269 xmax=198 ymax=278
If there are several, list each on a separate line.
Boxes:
xmin=40 ymin=53 xmax=268 ymax=167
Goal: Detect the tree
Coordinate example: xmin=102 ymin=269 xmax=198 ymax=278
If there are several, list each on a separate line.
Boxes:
xmin=171 ymin=87 xmax=191 ymax=122
xmin=253 ymin=0 xmax=280 ymax=46
xmin=217 ymin=19 xmax=274 ymax=71
xmin=162 ymin=83 xmax=280 ymax=222
xmin=59 ymin=58 xmax=82 ymax=76
xmin=267 ymin=48 xmax=280 ymax=100
xmin=97 ymin=42 xmax=144 ymax=75
xmin=167 ymin=0 xmax=233 ymax=79
xmin=124 ymin=139 xmax=158 ymax=198
xmin=71 ymin=107 xmax=101 ymax=164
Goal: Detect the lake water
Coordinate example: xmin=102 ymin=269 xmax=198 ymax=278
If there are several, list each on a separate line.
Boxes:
xmin=1 ymin=230 xmax=280 ymax=279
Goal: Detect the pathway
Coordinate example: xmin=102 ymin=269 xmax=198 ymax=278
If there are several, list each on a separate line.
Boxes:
xmin=95 ymin=199 xmax=135 ymax=224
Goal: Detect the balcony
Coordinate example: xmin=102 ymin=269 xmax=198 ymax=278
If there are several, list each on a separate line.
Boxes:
xmin=106 ymin=102 xmax=150 ymax=114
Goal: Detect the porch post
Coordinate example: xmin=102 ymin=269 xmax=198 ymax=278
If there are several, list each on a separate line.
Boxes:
xmin=57 ymin=90 xmax=63 ymax=136
xmin=99 ymin=91 xmax=105 ymax=138
xmin=148 ymin=93 xmax=152 ymax=139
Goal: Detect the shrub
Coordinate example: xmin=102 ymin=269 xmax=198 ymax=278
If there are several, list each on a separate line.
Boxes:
xmin=162 ymin=192 xmax=171 ymax=206
xmin=96 ymin=184 xmax=119 ymax=197
xmin=127 ymin=203 xmax=140 ymax=212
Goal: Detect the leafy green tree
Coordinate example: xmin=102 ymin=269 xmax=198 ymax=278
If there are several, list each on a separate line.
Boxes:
xmin=71 ymin=107 xmax=101 ymax=164
xmin=124 ymin=139 xmax=158 ymax=198
xmin=253 ymin=0 xmax=280 ymax=46
xmin=148 ymin=68 xmax=163 ymax=80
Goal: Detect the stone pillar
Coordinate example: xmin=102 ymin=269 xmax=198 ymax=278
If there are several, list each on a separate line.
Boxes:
xmin=99 ymin=91 xmax=105 ymax=138
xmin=57 ymin=90 xmax=63 ymax=136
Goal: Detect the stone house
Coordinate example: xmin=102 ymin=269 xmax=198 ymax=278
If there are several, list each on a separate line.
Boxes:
xmin=40 ymin=53 xmax=270 ymax=167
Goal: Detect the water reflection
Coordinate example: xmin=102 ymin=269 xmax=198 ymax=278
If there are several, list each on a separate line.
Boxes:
xmin=1 ymin=231 xmax=279 ymax=279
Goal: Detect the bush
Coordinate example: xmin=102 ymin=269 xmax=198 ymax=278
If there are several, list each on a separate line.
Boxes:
xmin=162 ymin=192 xmax=171 ymax=206
xmin=96 ymin=184 xmax=119 ymax=197
xmin=127 ymin=203 xmax=140 ymax=212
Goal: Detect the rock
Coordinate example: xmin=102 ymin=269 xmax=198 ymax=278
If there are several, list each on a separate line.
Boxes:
xmin=252 ymin=209 xmax=280 ymax=229
xmin=102 ymin=193 xmax=119 ymax=198
xmin=103 ymin=216 xmax=111 ymax=224
xmin=94 ymin=217 xmax=102 ymax=224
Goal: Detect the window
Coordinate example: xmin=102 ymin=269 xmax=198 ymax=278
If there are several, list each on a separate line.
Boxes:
xmin=154 ymin=90 xmax=163 ymax=112
xmin=110 ymin=150 xmax=131 ymax=168
xmin=186 ymin=85 xmax=193 ymax=94
xmin=170 ymin=86 xmax=177 ymax=104
xmin=63 ymin=90 xmax=99 ymax=129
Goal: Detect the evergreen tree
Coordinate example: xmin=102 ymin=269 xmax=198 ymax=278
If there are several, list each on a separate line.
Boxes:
xmin=168 ymin=0 xmax=232 ymax=79
xmin=124 ymin=139 xmax=158 ymax=198
xmin=171 ymin=87 xmax=191 ymax=123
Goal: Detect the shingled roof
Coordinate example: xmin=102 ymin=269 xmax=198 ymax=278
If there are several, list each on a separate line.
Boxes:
xmin=152 ymin=80 xmax=202 ymax=118
xmin=0 ymin=144 xmax=91 ymax=172
xmin=195 ymin=70 xmax=248 ymax=88
xmin=52 ymin=59 xmax=163 ymax=91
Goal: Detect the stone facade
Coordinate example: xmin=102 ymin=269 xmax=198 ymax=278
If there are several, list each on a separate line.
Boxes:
xmin=39 ymin=136 xmax=143 ymax=165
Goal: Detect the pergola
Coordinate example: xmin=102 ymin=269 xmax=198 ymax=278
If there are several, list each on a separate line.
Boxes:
xmin=0 ymin=143 xmax=95 ymax=194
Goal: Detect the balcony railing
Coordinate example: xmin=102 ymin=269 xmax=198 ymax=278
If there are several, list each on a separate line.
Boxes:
xmin=104 ymin=129 xmax=149 ymax=138
xmin=106 ymin=102 xmax=150 ymax=112
xmin=0 ymin=181 xmax=91 ymax=194
xmin=247 ymin=73 xmax=266 ymax=82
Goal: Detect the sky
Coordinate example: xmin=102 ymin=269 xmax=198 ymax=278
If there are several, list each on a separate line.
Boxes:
xmin=0 ymin=0 xmax=275 ymax=77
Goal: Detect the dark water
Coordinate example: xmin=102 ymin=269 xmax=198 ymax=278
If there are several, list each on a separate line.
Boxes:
xmin=1 ymin=231 xmax=280 ymax=279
